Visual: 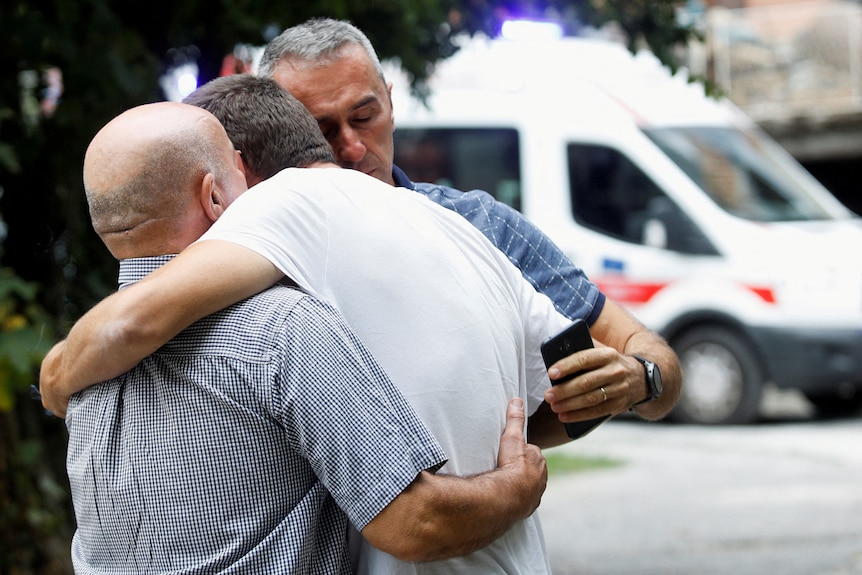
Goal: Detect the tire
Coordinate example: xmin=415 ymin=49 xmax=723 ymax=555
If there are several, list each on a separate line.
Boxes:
xmin=670 ymin=325 xmax=763 ymax=425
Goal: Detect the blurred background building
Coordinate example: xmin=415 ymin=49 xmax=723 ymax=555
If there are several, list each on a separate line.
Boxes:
xmin=684 ymin=0 xmax=862 ymax=213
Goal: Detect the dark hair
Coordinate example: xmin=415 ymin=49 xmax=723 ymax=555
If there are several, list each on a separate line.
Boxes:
xmin=183 ymin=75 xmax=335 ymax=181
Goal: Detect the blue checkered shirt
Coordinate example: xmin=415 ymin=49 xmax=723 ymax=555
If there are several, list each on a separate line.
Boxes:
xmin=393 ymin=166 xmax=605 ymax=324
xmin=66 ymin=255 xmax=446 ymax=574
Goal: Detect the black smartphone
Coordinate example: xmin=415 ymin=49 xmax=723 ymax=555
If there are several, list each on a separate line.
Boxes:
xmin=540 ymin=319 xmax=612 ymax=440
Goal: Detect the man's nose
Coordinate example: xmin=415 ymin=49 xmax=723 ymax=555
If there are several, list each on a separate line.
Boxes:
xmin=334 ymin=127 xmax=367 ymax=165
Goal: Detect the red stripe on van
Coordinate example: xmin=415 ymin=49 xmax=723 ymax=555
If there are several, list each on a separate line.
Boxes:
xmin=745 ymin=285 xmax=776 ymax=304
xmin=594 ymin=277 xmax=668 ymax=304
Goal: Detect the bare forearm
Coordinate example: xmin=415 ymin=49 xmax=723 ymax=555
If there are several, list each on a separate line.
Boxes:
xmin=65 ymin=244 xmax=279 ymax=385
xmin=60 ymin=273 xmax=207 ymax=391
xmin=60 ymin=293 xmax=161 ymax=393
xmin=40 ymin=241 xmax=282 ymax=416
xmin=40 ymin=276 xmax=216 ymax=416
xmin=363 ymin=468 xmax=540 ymax=562
xmin=363 ymin=398 xmax=546 ymax=562
xmin=527 ymin=402 xmax=571 ymax=448
xmin=591 ymin=299 xmax=682 ymax=419
xmin=39 ymin=290 xmax=170 ymax=417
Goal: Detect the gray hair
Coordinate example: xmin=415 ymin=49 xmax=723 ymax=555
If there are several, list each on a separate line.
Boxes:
xmin=258 ymin=18 xmax=385 ymax=81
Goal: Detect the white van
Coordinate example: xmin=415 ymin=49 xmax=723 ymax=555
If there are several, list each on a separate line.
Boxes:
xmin=387 ymin=35 xmax=862 ymax=424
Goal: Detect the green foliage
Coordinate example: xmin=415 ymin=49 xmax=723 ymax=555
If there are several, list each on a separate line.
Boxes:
xmin=0 ymin=268 xmax=54 ymax=411
xmin=580 ymin=0 xmax=700 ymax=74
xmin=0 ymin=268 xmax=68 ymax=573
xmin=0 ymin=412 xmax=75 ymax=575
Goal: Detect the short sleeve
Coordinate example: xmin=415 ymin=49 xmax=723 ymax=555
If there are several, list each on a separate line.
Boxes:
xmin=269 ymin=295 xmax=447 ymax=530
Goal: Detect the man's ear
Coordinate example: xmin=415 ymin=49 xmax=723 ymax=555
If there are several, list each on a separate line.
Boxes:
xmin=200 ymin=172 xmax=228 ymax=222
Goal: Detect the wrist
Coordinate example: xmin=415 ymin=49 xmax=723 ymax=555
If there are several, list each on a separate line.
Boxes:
xmin=496 ymin=460 xmax=545 ymax=520
xmin=631 ymin=355 xmax=663 ymax=406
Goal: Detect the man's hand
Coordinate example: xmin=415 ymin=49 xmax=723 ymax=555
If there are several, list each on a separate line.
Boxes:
xmin=529 ymin=307 xmax=683 ymax=449
xmin=543 ymin=346 xmax=644 ymax=422
xmin=527 ymin=345 xmax=636 ymax=448
xmin=496 ymin=398 xmax=547 ymax=516
xmin=586 ymin=299 xmax=682 ymax=420
xmin=39 ymin=340 xmax=70 ymax=418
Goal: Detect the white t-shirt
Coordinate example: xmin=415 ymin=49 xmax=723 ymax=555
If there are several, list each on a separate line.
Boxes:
xmin=200 ymin=167 xmax=570 ymax=574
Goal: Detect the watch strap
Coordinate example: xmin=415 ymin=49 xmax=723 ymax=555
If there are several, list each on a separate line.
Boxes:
xmin=632 ymin=354 xmax=659 ymax=406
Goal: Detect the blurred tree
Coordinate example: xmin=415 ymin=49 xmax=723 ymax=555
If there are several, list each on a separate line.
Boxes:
xmin=0 ymin=270 xmax=69 ymax=573
xmin=0 ymin=1 xmax=694 ymax=572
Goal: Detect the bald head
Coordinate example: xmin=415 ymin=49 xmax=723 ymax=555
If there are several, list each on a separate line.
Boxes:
xmin=84 ymin=102 xmax=246 ymax=259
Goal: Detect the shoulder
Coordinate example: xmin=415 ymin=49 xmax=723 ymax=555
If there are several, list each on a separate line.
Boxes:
xmin=412 ymin=181 xmax=499 ymax=209
xmin=411 ymin=182 xmax=532 ymax=235
xmin=226 ymin=285 xmax=344 ymax=335
xmin=237 ymin=287 xmax=363 ymax=356
xmin=227 ymin=283 xmax=311 ymax=318
xmin=171 ymin=286 xmax=343 ymax=359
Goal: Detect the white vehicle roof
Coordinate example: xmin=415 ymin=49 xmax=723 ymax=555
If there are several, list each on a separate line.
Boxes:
xmin=387 ymin=35 xmax=741 ymax=130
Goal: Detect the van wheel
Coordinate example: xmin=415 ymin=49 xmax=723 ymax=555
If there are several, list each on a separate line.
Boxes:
xmin=670 ymin=326 xmax=762 ymax=425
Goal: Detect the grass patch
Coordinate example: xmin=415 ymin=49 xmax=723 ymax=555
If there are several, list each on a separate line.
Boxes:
xmin=545 ymin=451 xmax=624 ymax=476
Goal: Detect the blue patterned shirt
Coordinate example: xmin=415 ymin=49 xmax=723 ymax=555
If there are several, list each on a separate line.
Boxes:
xmin=66 ymin=255 xmax=446 ymax=574
xmin=393 ymin=166 xmax=605 ymax=324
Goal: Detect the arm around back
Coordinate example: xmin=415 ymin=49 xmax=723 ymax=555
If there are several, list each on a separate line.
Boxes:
xmin=362 ymin=398 xmax=546 ymax=562
xmin=527 ymin=299 xmax=682 ymax=448
xmin=39 ymin=241 xmax=283 ymax=417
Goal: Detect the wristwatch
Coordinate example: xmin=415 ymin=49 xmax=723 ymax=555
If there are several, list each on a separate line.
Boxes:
xmin=631 ymin=355 xmax=663 ymax=405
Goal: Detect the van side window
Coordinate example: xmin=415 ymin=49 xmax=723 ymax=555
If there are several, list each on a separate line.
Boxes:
xmin=567 ymin=143 xmax=718 ymax=255
xmin=393 ymin=128 xmax=522 ymax=211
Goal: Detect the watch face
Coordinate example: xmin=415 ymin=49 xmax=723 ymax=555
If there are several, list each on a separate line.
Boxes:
xmin=651 ymin=362 xmax=663 ymax=396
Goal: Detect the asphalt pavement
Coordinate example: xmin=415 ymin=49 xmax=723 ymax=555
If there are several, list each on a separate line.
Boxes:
xmin=539 ymin=389 xmax=862 ymax=575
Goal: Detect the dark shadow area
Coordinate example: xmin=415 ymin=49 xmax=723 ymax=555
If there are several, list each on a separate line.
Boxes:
xmin=802 ymin=157 xmax=862 ymax=216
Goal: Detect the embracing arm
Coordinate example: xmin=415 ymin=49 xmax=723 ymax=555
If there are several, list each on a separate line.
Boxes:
xmin=39 ymin=241 xmax=282 ymax=416
xmin=588 ymin=298 xmax=682 ymax=420
xmin=528 ymin=299 xmax=683 ymax=448
xmin=363 ymin=398 xmax=546 ymax=561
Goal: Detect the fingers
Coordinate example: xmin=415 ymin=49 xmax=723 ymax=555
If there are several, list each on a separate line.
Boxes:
xmin=496 ymin=398 xmax=547 ymax=517
xmin=497 ymin=398 xmax=525 ymax=467
xmin=545 ymin=346 xmax=632 ymax=405
xmin=546 ymin=343 xmax=607 ymax=381
xmin=547 ymin=382 xmax=617 ymax=421
xmin=504 ymin=397 xmax=526 ymax=435
xmin=544 ymin=372 xmax=622 ymax=423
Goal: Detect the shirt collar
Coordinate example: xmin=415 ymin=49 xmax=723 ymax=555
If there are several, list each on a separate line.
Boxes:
xmin=391 ymin=165 xmax=417 ymax=190
xmin=117 ymin=255 xmax=177 ymax=289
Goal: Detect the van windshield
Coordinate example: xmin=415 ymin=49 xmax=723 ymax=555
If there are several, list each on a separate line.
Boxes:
xmin=643 ymin=126 xmax=835 ymax=222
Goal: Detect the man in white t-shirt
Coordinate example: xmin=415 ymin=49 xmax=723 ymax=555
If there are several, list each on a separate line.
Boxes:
xmin=201 ymin=165 xmax=569 ymax=573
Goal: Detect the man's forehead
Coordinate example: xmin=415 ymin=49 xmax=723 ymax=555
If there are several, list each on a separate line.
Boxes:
xmin=274 ymin=47 xmax=386 ymax=96
xmin=278 ymin=43 xmax=369 ymax=72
